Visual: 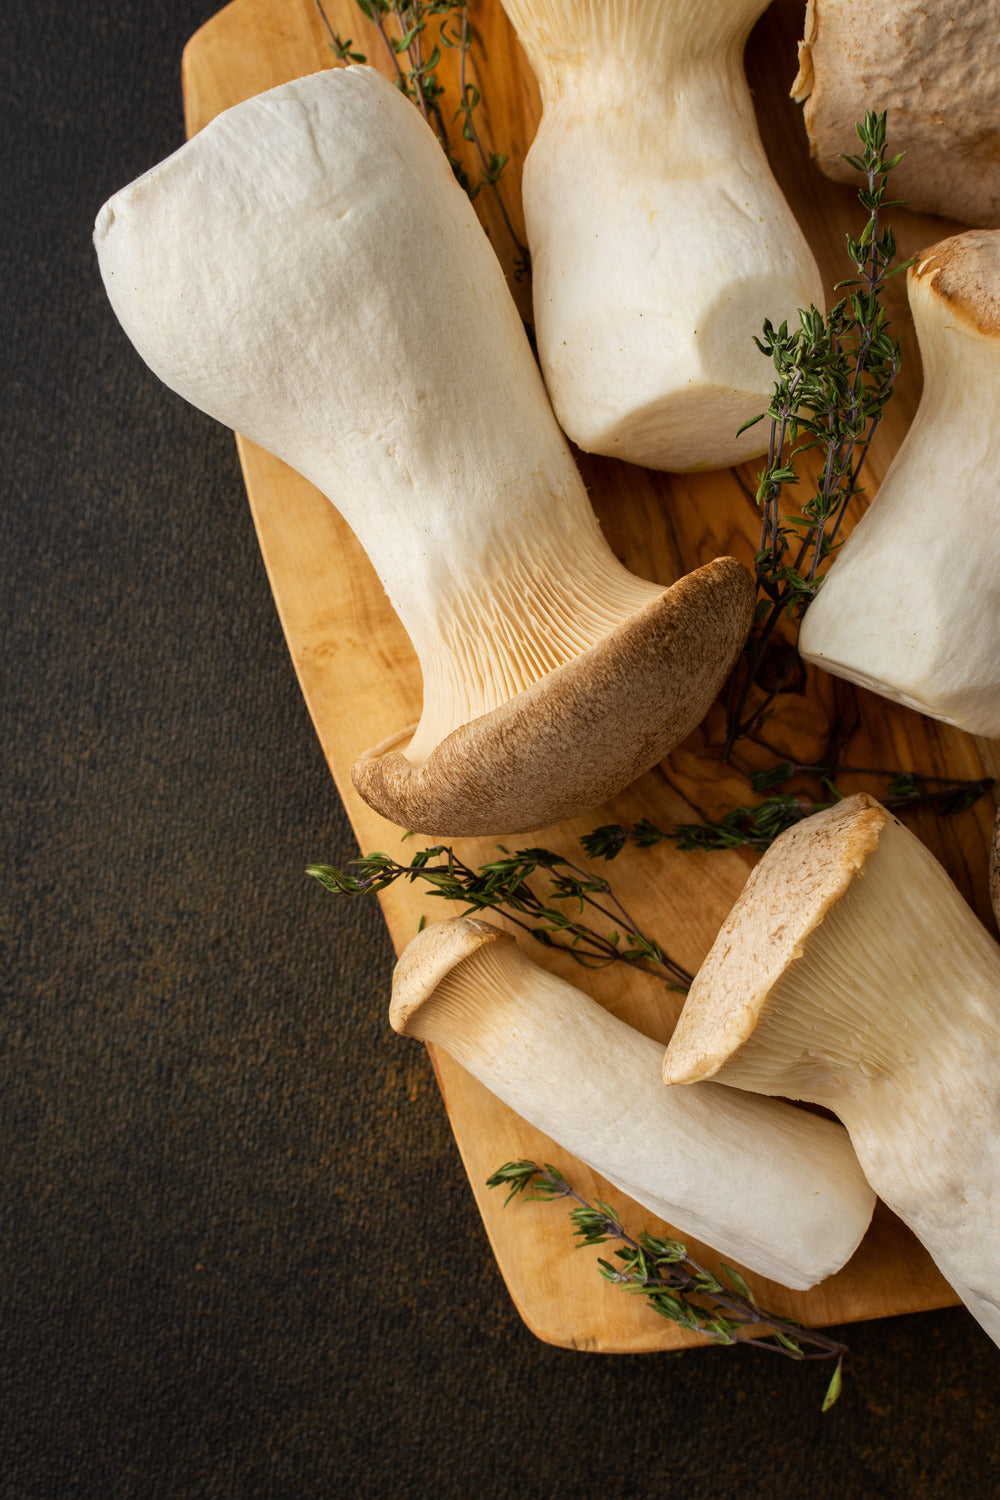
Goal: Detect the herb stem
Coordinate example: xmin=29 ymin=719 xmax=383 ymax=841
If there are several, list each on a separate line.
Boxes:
xmin=454 ymin=6 xmax=525 ymax=263
xmin=488 ymin=1161 xmax=847 ymax=1396
xmin=581 ymin=768 xmax=991 ymax=860
xmin=308 ymin=845 xmax=692 ymax=989
xmin=723 ymin=112 xmax=911 ymax=757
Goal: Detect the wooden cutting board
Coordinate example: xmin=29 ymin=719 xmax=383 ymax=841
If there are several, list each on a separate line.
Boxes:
xmin=181 ymin=0 xmax=998 ymax=1350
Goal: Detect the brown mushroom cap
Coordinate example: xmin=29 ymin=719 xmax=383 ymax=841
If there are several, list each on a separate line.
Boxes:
xmin=352 ymin=554 xmax=755 ymax=837
xmin=663 ymin=793 xmax=887 ymax=1085
xmin=911 ymin=230 xmax=1000 ymax=340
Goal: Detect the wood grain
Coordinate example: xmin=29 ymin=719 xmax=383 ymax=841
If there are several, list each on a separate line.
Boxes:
xmin=181 ymin=0 xmax=999 ymax=1350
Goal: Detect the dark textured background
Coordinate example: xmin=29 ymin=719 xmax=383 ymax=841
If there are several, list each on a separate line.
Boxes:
xmin=3 ymin=2 xmax=1000 ymax=1495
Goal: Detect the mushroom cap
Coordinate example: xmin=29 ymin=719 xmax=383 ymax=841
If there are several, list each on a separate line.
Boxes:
xmin=663 ymin=793 xmax=886 ymax=1085
xmin=910 ymin=230 xmax=1000 ymax=340
xmin=389 ymin=916 xmax=511 ymax=1036
xmin=352 ymin=555 xmax=755 ymax=837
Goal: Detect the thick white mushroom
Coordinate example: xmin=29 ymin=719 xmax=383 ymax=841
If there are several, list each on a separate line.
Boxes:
xmin=798 ymin=230 xmax=1000 ymax=737
xmin=792 ymin=0 xmax=1000 ymax=228
xmin=94 ymin=66 xmax=754 ymax=837
xmin=391 ymin=916 xmax=875 ymax=1291
xmin=663 ymin=793 xmax=1000 ymax=1346
xmin=496 ymin=0 xmax=825 ymax=471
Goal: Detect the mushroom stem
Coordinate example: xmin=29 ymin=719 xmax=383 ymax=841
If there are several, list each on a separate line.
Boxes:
xmin=663 ymin=795 xmax=1000 ymax=1345
xmin=391 ymin=917 xmax=875 ymax=1292
xmin=398 ymin=516 xmax=661 ymax=768
xmin=497 ymin=0 xmax=825 ymax=470
xmin=94 ymin=67 xmax=753 ymax=835
xmin=798 ymin=231 xmax=1000 ymax=736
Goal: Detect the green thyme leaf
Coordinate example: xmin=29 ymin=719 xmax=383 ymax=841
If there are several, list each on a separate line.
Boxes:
xmin=490 ymin=1161 xmax=848 ymax=1405
xmin=724 ymin=112 xmax=912 ymax=753
xmin=822 ymin=1357 xmax=844 ymax=1412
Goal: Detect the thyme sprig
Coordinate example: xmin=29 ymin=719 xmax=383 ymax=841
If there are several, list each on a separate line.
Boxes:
xmin=725 ymin=111 xmax=913 ymax=754
xmin=582 ymin=765 xmax=993 ymax=860
xmin=315 ymin=0 xmax=529 ymax=276
xmin=488 ymin=1161 xmax=846 ymax=1408
xmin=309 ymin=766 xmax=988 ymax=984
xmin=307 ymin=845 xmax=692 ymax=989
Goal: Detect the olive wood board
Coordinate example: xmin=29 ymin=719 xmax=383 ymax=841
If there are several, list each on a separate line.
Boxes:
xmin=181 ymin=0 xmax=999 ymax=1351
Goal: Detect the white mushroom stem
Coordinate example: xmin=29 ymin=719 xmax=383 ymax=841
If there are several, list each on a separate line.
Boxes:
xmin=497 ymin=0 xmax=825 ymax=471
xmin=94 ymin=66 xmax=753 ymax=836
xmin=792 ymin=0 xmax=1000 ymax=228
xmin=663 ymin=794 xmax=1000 ymax=1346
xmin=798 ymin=231 xmax=1000 ymax=737
xmin=391 ymin=918 xmax=875 ymax=1291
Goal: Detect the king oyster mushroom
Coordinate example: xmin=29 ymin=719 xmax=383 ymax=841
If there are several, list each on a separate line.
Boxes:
xmin=94 ymin=66 xmax=754 ymax=837
xmin=495 ymin=0 xmax=825 ymax=471
xmin=663 ymin=793 xmax=1000 ymax=1346
xmin=798 ymin=230 xmax=1000 ymax=737
xmin=391 ymin=916 xmax=876 ymax=1291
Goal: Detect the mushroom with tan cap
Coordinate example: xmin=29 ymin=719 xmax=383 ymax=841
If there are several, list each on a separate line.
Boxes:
xmin=93 ymin=66 xmax=754 ymax=837
xmin=797 ymin=230 xmax=1000 ymax=737
xmin=495 ymin=0 xmax=825 ymax=471
xmin=792 ymin=0 xmax=1000 ymax=228
xmin=663 ymin=793 xmax=1000 ymax=1346
xmin=391 ymin=916 xmax=876 ymax=1291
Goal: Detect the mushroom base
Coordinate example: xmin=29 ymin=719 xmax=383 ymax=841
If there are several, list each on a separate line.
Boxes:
xmin=795 ymin=647 xmax=1000 ymax=740
xmin=577 ymin=371 xmax=778 ymax=475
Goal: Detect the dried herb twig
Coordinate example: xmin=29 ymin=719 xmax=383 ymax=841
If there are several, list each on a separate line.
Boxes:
xmin=488 ymin=1160 xmax=846 ymax=1410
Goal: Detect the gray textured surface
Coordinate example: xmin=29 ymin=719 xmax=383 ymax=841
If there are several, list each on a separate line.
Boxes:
xmin=4 ymin=2 xmax=1000 ymax=1495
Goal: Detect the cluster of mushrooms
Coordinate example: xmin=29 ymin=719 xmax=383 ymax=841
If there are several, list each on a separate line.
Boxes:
xmin=95 ymin=6 xmax=1000 ymax=1348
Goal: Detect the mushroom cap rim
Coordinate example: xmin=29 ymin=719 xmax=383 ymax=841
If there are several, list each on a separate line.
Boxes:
xmin=352 ymin=555 xmax=755 ymax=838
xmin=910 ymin=229 xmax=1000 ymax=342
xmin=662 ymin=793 xmax=888 ymax=1086
xmin=390 ymin=916 xmax=514 ymax=1035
